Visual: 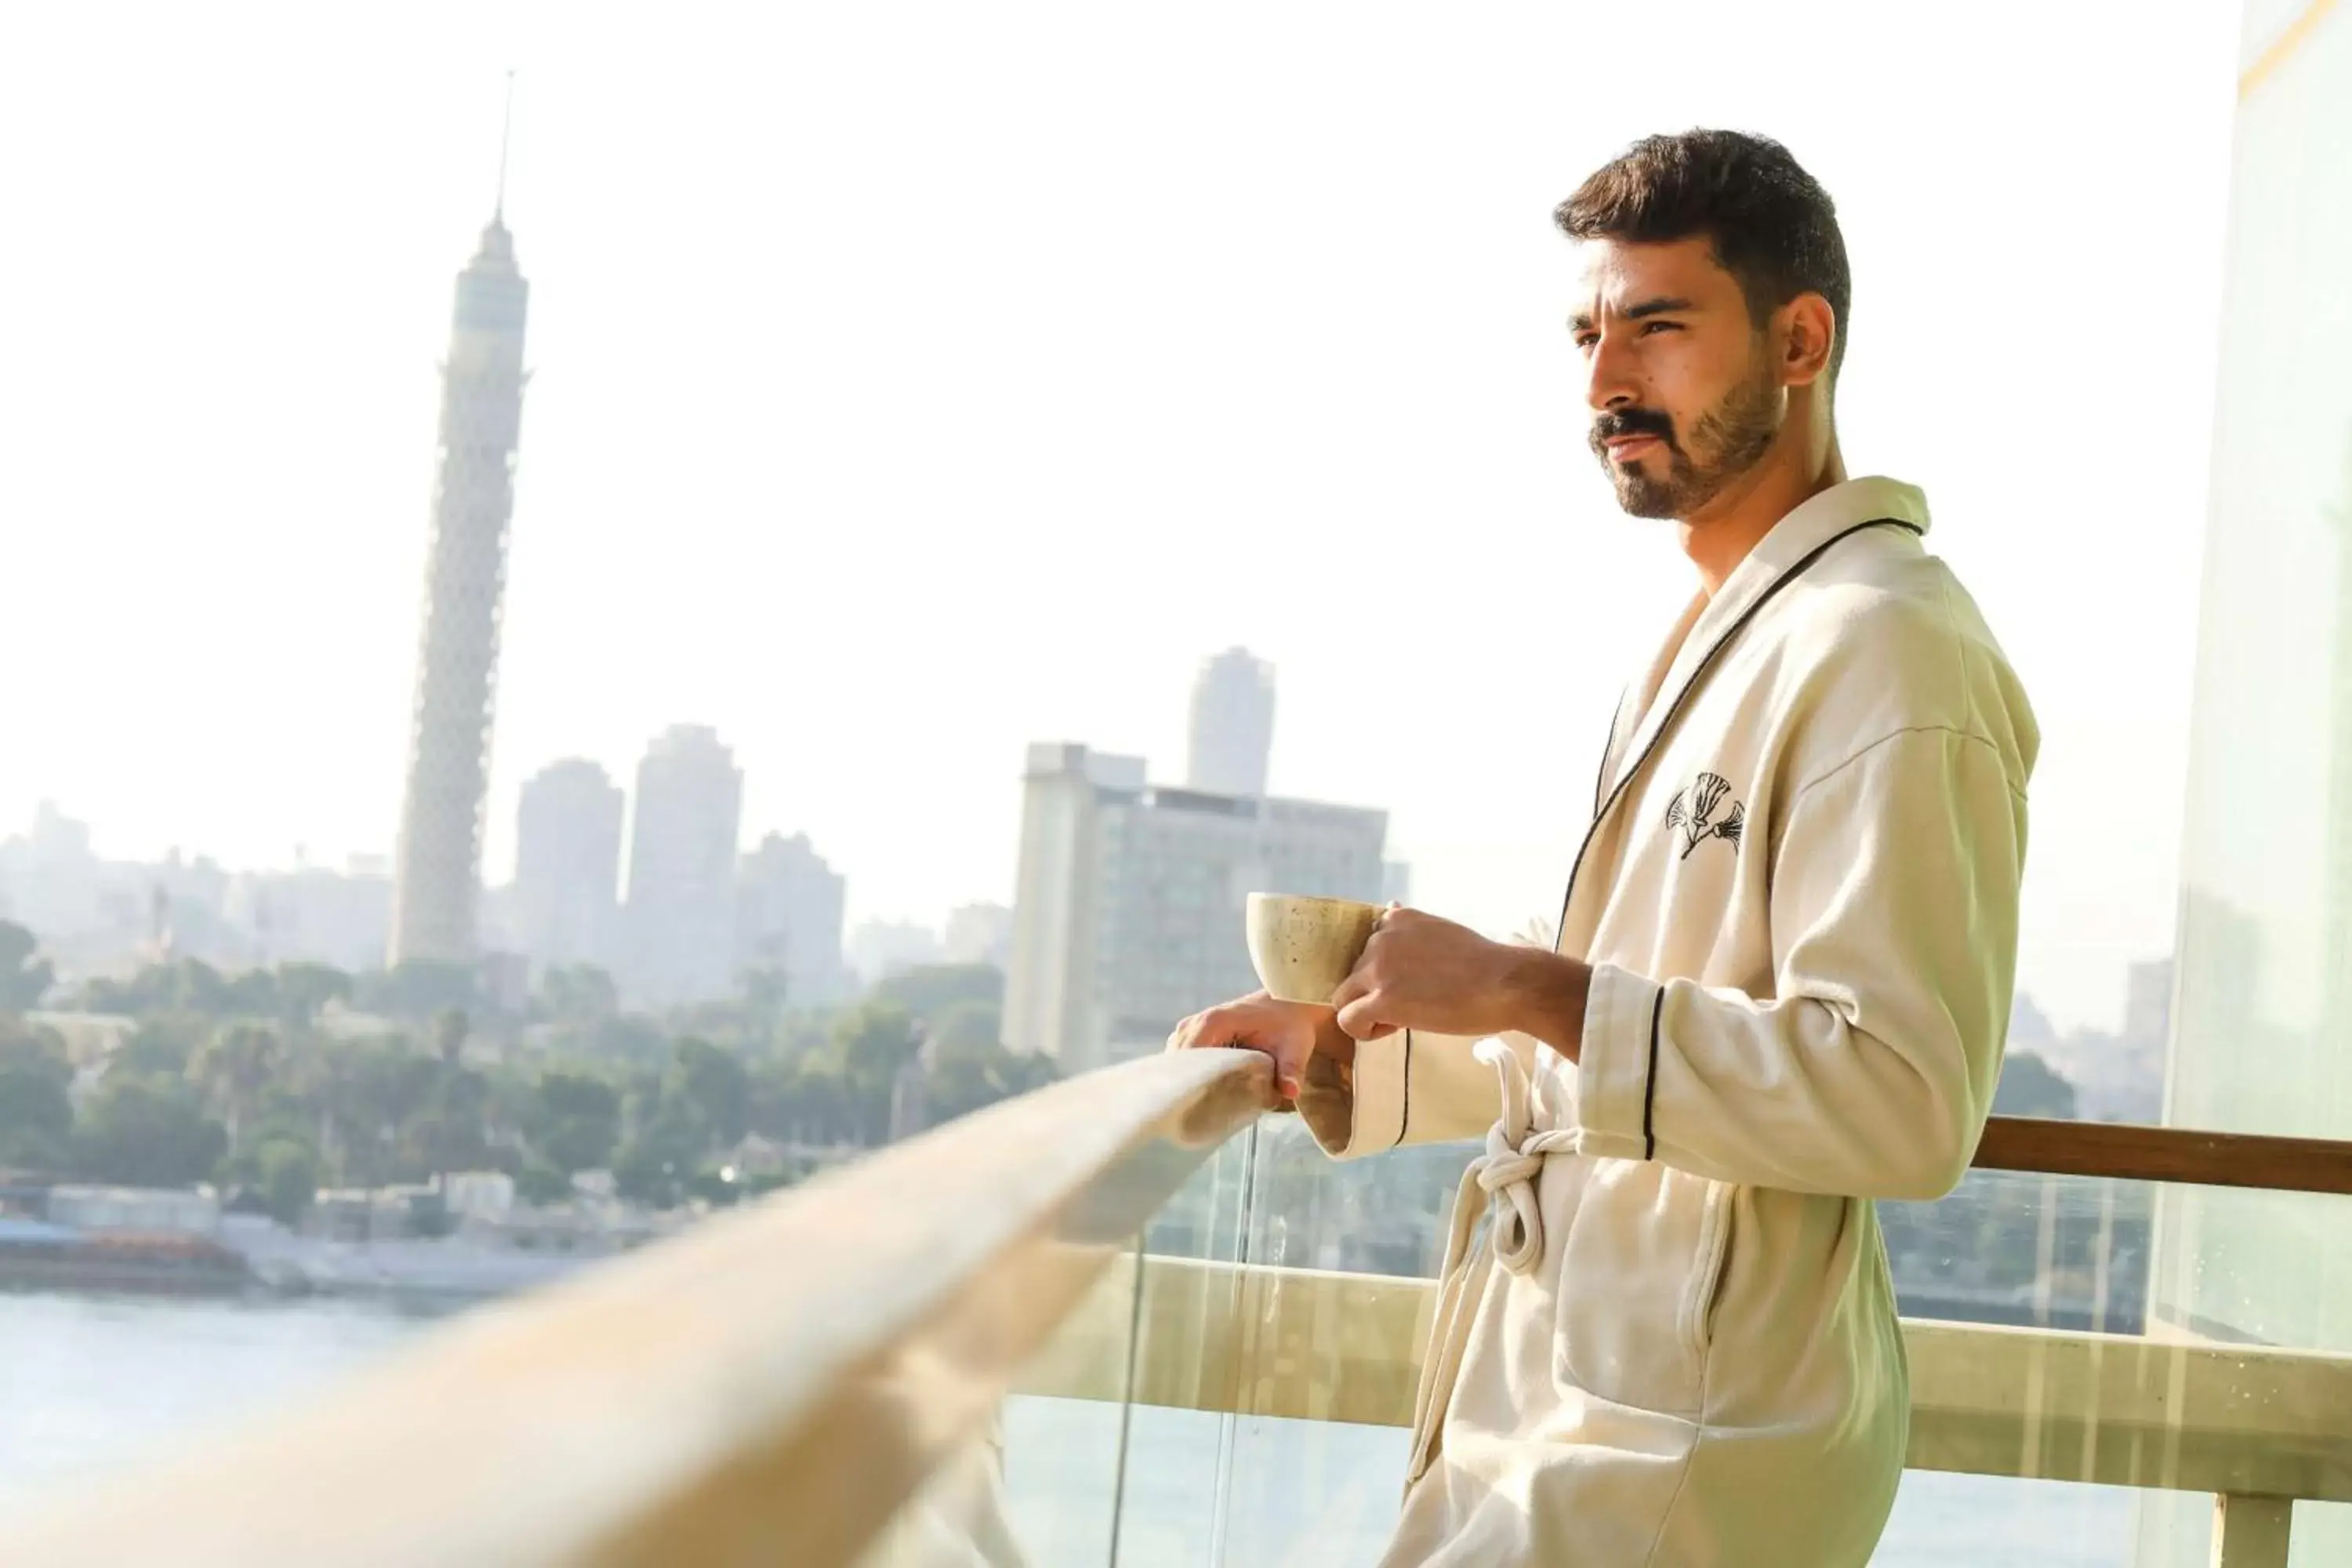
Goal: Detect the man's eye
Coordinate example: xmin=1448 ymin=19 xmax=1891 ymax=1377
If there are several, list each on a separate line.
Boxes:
xmin=1640 ymin=320 xmax=1681 ymax=335
xmin=1573 ymin=332 xmax=1599 ymax=351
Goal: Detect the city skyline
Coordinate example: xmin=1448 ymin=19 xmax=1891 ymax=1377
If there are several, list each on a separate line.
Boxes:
xmin=0 ymin=780 xmax=2183 ymax=1069
xmin=0 ymin=6 xmax=2245 ymax=1031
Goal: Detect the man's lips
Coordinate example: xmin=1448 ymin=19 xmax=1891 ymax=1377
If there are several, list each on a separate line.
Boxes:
xmin=1603 ymin=434 xmax=1664 ymax=462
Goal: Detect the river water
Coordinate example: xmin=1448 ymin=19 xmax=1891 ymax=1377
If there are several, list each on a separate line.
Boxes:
xmin=0 ymin=1291 xmax=2156 ymax=1563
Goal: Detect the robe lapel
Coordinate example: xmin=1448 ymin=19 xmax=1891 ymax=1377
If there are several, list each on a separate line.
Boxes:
xmin=1559 ymin=475 xmax=1935 ymax=952
xmin=1595 ymin=593 xmax=1705 ymax=820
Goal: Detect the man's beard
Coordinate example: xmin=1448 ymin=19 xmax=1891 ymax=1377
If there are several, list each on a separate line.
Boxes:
xmin=1589 ymin=363 xmax=1781 ymax=521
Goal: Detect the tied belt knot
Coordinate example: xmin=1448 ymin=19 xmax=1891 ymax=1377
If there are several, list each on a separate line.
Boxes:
xmin=1439 ymin=1036 xmax=1577 ymax=1283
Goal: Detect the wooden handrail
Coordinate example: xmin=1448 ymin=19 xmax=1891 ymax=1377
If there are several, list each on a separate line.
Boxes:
xmin=6 ymin=1052 xmax=2350 ymax=1566
xmin=0 ymin=1049 xmax=1274 ymax=1568
xmin=1973 ymin=1116 xmax=2352 ymax=1196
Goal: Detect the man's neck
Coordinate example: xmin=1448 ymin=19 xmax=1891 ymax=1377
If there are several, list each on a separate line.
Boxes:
xmin=1677 ymin=430 xmax=1847 ymax=597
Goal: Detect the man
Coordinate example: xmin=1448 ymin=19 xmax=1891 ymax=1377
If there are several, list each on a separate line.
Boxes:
xmin=1168 ymin=129 xmax=2035 ymax=1566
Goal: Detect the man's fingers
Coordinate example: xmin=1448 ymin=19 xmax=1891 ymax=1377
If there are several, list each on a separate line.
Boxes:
xmin=1334 ymin=992 xmax=1393 ymax=1042
xmin=1165 ymin=1005 xmax=1309 ymax=1101
xmin=1330 ymin=965 xmax=1370 ymax=1017
xmin=1266 ymin=1033 xmax=1316 ymax=1100
xmin=1167 ymin=1009 xmax=1234 ymax=1052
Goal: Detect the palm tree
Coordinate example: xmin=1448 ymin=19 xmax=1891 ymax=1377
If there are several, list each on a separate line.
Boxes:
xmin=190 ymin=1023 xmax=281 ymax=1152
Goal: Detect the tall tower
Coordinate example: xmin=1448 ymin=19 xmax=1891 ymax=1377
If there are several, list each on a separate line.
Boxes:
xmin=1185 ymin=646 xmax=1276 ymax=798
xmin=389 ymin=99 xmax=530 ymax=968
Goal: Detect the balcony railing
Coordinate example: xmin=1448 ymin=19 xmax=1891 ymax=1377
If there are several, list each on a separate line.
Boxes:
xmin=1 ymin=1048 xmax=2345 ymax=1566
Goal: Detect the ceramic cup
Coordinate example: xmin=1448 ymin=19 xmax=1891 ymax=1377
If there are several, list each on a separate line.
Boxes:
xmin=1244 ymin=892 xmax=1382 ymax=1006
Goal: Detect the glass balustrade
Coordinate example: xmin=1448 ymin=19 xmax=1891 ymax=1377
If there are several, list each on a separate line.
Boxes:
xmin=866 ymin=1119 xmax=2350 ymax=1567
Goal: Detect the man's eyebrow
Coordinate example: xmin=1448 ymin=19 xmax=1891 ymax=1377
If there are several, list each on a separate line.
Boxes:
xmin=1624 ymin=296 xmax=1697 ymax=321
xmin=1568 ymin=296 xmax=1698 ymax=332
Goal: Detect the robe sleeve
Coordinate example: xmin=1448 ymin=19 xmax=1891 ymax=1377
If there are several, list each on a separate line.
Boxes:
xmin=1572 ymin=725 xmax=2026 ymax=1201
xmin=1294 ymin=1027 xmax=1531 ymax=1159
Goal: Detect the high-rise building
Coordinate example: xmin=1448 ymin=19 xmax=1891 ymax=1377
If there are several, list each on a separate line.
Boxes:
xmin=1004 ymin=742 xmax=1387 ymax=1072
xmin=389 ymin=159 xmax=530 ymax=969
xmin=513 ymin=760 xmax=625 ymax=972
xmin=620 ymin=726 xmax=744 ymax=1007
xmin=0 ymin=802 xmax=101 ymax=941
xmin=847 ymin=920 xmax=944 ymax=987
xmin=1185 ymin=647 xmax=1276 ymax=798
xmin=736 ymin=832 xmax=850 ymax=1009
xmin=225 ymin=860 xmax=394 ymax=975
xmin=943 ymin=902 xmax=1014 ymax=969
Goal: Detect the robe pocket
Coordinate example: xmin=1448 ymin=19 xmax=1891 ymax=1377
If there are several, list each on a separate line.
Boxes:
xmin=1551 ymin=1160 xmax=1735 ymax=1417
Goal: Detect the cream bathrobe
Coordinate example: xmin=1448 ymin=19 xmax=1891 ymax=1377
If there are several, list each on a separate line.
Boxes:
xmin=1298 ymin=477 xmax=2036 ymax=1566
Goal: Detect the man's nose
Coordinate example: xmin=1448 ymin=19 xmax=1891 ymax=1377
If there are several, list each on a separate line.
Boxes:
xmin=1585 ymin=332 xmax=1640 ymax=415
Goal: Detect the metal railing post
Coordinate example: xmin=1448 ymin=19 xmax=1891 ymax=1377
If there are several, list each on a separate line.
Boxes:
xmin=2210 ymin=1493 xmax=2292 ymax=1568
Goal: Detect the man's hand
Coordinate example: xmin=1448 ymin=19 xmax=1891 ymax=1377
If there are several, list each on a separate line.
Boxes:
xmin=1331 ymin=906 xmax=1592 ymax=1058
xmin=1166 ymin=991 xmax=1353 ymax=1106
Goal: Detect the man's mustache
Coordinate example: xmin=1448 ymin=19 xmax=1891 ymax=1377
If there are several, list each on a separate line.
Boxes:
xmin=1590 ymin=407 xmax=1679 ymax=458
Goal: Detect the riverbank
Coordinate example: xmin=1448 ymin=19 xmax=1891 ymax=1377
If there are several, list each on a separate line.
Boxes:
xmin=0 ymin=1218 xmax=249 ymax=1298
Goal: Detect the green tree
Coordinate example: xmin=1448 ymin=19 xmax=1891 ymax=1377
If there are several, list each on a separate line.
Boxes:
xmin=83 ymin=959 xmax=230 ymax=1018
xmin=530 ymin=1070 xmax=621 ymax=1175
xmin=872 ymin=964 xmax=1003 ymax=1020
xmin=533 ymin=1009 xmax=672 ymax=1070
xmin=191 ymin=1023 xmax=283 ymax=1149
xmin=316 ymin=1040 xmax=443 ymax=1188
xmin=0 ymin=1022 xmax=74 ymax=1169
xmin=257 ymin=1136 xmax=322 ymax=1223
xmin=515 ymin=1159 xmax=572 ymax=1207
xmin=612 ymin=1112 xmax=703 ymax=1208
xmin=604 ymin=1039 xmax=754 ymax=1207
xmin=114 ymin=1021 xmax=198 ymax=1078
xmin=73 ymin=1073 xmax=227 ymax=1186
xmin=1992 ymin=1051 xmax=2079 ymax=1120
xmin=400 ymin=1109 xmax=490 ymax=1181
xmin=922 ymin=1040 xmax=1061 ymax=1127
xmin=222 ymin=967 xmax=281 ymax=1018
xmin=666 ymin=1037 xmax=751 ymax=1149
xmin=759 ymin=1057 xmax=854 ymax=1146
xmin=433 ymin=1007 xmax=471 ymax=1065
xmin=928 ymin=1000 xmax=1001 ymax=1058
xmin=223 ymin=1131 xmax=323 ymax=1225
xmin=0 ymin=920 xmax=55 ymax=1012
xmin=163 ymin=960 xmax=230 ymax=1015
xmin=274 ymin=963 xmax=354 ymax=1026
xmin=539 ymin=964 xmax=620 ymax=1024
xmin=827 ymin=1004 xmax=923 ymax=1145
xmin=685 ymin=1167 xmax=747 ymax=1208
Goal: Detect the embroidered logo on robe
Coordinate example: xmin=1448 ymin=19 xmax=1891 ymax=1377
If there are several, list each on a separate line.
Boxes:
xmin=1664 ymin=771 xmax=1745 ymax=860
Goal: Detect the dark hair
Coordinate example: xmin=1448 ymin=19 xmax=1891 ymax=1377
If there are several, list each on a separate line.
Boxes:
xmin=1555 ymin=130 xmax=1850 ymax=379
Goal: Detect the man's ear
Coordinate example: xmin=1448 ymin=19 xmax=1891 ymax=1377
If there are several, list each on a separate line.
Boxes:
xmin=1778 ymin=292 xmax=1837 ymax=388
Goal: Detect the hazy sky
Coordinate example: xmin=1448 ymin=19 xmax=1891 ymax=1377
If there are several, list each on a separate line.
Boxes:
xmin=0 ymin=2 xmax=2247 ymax=1029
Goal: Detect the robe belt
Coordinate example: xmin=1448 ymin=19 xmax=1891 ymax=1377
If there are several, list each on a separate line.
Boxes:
xmin=1410 ymin=1037 xmax=1576 ymax=1483
xmin=1438 ymin=1037 xmax=1577 ymax=1287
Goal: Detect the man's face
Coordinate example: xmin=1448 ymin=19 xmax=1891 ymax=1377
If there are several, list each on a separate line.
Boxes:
xmin=1572 ymin=236 xmax=1782 ymax=520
